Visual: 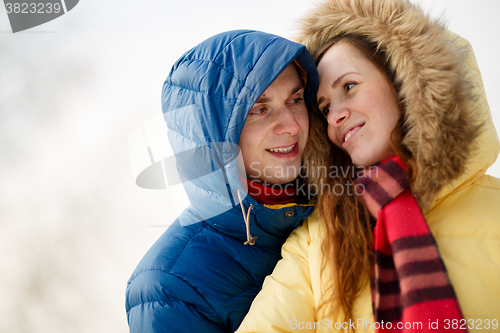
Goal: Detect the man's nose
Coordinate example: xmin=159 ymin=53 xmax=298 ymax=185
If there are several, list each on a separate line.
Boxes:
xmin=274 ymin=106 xmax=300 ymax=135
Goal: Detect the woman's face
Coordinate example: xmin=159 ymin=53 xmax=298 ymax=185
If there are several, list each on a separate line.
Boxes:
xmin=316 ymin=40 xmax=400 ymax=167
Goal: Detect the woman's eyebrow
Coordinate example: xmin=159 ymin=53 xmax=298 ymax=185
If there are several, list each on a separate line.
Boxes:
xmin=331 ymin=72 xmax=357 ymax=89
xmin=317 ymin=72 xmax=359 ymax=105
xmin=318 ymin=96 xmax=325 ymax=106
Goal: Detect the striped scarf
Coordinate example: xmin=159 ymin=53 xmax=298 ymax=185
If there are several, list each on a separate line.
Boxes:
xmin=354 ymin=155 xmax=466 ymax=332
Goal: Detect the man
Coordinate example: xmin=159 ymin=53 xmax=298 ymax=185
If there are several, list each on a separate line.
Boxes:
xmin=125 ymin=30 xmax=318 ymax=333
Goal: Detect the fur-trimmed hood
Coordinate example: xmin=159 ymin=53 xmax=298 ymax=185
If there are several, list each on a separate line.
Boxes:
xmin=296 ymin=0 xmax=499 ymax=209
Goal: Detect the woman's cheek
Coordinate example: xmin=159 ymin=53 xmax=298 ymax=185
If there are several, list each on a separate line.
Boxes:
xmin=328 ymin=126 xmax=341 ymax=147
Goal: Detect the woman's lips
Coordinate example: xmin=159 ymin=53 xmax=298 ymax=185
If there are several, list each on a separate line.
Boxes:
xmin=342 ymin=124 xmax=364 ymax=149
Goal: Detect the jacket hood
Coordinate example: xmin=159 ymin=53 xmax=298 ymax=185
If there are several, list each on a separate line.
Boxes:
xmin=161 ymin=30 xmax=318 ymax=230
xmin=295 ymin=0 xmax=499 ymax=209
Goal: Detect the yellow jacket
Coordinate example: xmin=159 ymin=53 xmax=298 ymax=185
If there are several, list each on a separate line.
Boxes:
xmin=238 ymin=182 xmax=500 ymax=332
xmin=237 ymin=0 xmax=500 ymax=332
xmin=238 ymin=146 xmax=500 ymax=333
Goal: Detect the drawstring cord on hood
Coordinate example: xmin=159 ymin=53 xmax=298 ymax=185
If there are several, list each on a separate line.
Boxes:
xmin=237 ymin=189 xmax=258 ymax=245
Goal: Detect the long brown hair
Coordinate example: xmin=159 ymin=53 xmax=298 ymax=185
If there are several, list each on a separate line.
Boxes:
xmin=304 ymin=34 xmax=416 ymax=328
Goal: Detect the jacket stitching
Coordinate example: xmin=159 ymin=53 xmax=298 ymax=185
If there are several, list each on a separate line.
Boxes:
xmin=127 ymin=226 xmax=224 ymax=324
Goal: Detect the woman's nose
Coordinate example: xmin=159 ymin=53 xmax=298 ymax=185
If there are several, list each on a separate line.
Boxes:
xmin=326 ymin=105 xmax=350 ymax=127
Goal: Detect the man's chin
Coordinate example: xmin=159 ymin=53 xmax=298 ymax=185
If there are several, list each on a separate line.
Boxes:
xmin=263 ymin=173 xmax=301 ymax=186
xmin=244 ymin=161 xmax=303 ymax=185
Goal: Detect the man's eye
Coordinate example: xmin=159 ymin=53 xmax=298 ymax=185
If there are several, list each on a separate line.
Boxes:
xmin=289 ymin=97 xmax=303 ymax=104
xmin=250 ymin=107 xmax=267 ymax=115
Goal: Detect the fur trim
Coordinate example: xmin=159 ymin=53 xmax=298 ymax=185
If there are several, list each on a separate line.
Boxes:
xmin=296 ymin=0 xmax=480 ymax=209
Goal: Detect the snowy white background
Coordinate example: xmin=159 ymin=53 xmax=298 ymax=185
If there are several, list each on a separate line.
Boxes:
xmin=0 ymin=0 xmax=498 ymax=332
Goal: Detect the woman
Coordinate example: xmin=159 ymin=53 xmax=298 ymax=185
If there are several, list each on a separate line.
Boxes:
xmin=237 ymin=0 xmax=500 ymax=332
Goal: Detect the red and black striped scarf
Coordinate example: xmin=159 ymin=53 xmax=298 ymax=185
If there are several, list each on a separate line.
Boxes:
xmin=354 ymin=155 xmax=467 ymax=332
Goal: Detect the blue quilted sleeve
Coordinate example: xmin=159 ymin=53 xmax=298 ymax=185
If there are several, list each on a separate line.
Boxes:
xmin=126 ymin=269 xmax=225 ymax=333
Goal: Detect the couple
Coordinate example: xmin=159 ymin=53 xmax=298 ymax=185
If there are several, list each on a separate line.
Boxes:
xmin=126 ymin=0 xmax=500 ymax=332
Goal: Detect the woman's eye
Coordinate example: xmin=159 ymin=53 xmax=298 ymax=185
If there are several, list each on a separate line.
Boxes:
xmin=345 ymin=82 xmax=356 ymax=91
xmin=321 ymin=106 xmax=330 ymax=118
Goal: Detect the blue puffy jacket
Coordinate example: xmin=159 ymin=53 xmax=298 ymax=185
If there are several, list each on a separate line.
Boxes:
xmin=125 ymin=30 xmax=319 ymax=333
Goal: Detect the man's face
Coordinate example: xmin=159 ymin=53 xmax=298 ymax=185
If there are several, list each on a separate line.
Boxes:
xmin=239 ymin=64 xmax=309 ymax=185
